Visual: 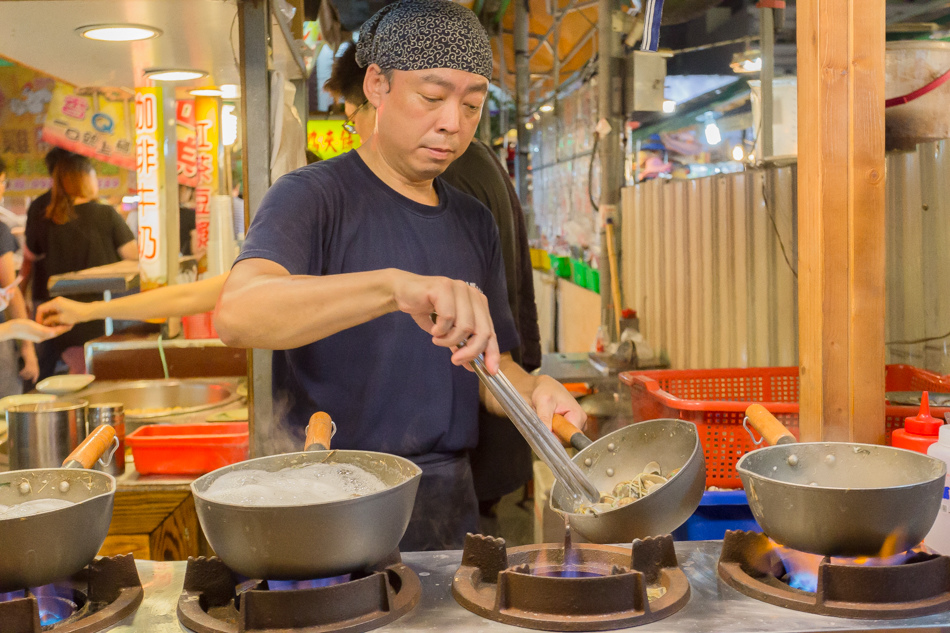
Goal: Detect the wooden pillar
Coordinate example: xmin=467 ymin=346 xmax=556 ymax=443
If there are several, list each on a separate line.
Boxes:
xmin=797 ymin=0 xmax=886 ymax=443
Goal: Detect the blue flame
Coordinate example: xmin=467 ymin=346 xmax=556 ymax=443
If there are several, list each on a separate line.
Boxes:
xmin=267 ymin=575 xmax=352 ymax=591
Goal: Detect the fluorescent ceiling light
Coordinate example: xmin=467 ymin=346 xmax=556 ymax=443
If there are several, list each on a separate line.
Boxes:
xmin=190 ymin=88 xmax=223 ymax=97
xmin=145 ymin=68 xmax=207 ymax=82
xmin=662 ymin=100 xmax=675 ymax=114
xmin=78 ymin=24 xmax=161 ymax=42
xmin=732 ymin=145 xmax=745 ymax=161
xmin=704 ymin=122 xmax=722 ymax=146
xmin=220 ymin=84 xmax=241 ymax=99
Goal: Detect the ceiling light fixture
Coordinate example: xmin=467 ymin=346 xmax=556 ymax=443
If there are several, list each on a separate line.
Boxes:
xmin=662 ymin=100 xmax=676 ymax=114
xmin=78 ymin=24 xmax=161 ymax=42
xmin=732 ymin=145 xmax=745 ymax=161
xmin=190 ymin=88 xmax=223 ymax=97
xmin=145 ymin=68 xmax=207 ymax=82
xmin=539 ymin=103 xmax=554 ymax=113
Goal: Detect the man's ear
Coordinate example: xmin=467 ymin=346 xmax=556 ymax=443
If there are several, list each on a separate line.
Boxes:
xmin=363 ymin=64 xmax=390 ymax=110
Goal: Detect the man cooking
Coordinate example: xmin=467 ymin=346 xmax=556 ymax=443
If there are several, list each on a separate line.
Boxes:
xmin=214 ymin=0 xmax=586 ymax=551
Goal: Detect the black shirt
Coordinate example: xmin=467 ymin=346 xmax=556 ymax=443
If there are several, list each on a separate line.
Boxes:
xmin=235 ymin=150 xmax=519 ymax=458
xmin=25 ymin=201 xmax=135 ymax=303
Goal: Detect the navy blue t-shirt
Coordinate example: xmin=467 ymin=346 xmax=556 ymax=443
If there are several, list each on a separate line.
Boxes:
xmin=236 ymin=150 xmax=520 ymax=458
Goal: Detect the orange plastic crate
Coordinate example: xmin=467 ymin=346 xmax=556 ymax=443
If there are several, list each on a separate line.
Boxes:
xmin=619 ymin=364 xmax=950 ymax=489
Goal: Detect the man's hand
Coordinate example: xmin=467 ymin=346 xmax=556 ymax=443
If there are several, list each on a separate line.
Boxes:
xmin=390 ymin=271 xmax=500 ymax=373
xmin=36 ymin=297 xmax=93 ymax=326
xmin=2 ymin=319 xmax=71 ymax=343
xmin=530 ymin=374 xmax=587 ymax=432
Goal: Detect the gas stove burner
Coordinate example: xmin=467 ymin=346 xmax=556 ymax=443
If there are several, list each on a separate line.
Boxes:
xmin=0 ymin=554 xmax=144 ymax=633
xmin=452 ymin=533 xmax=690 ymax=631
xmin=177 ymin=552 xmax=421 ymax=633
xmin=718 ymin=530 xmax=950 ymax=619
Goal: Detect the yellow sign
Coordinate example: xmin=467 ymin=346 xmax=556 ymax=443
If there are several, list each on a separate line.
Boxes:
xmin=306 ymin=120 xmax=361 ymax=160
xmin=135 ymin=87 xmax=165 ymax=289
xmin=194 ymin=96 xmax=220 ymax=264
xmin=42 ymin=82 xmax=135 ymax=170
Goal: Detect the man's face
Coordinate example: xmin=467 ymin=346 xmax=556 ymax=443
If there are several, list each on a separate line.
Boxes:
xmin=372 ymin=67 xmax=487 ymax=181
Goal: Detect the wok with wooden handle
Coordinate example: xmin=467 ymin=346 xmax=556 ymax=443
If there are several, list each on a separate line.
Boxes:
xmin=738 ymin=404 xmax=946 ymax=556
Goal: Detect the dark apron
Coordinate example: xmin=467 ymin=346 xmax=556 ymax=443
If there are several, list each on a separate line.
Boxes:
xmin=399 ymin=453 xmax=479 ymax=551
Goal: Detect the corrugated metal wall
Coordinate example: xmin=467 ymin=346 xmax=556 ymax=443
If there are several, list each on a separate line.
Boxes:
xmin=621 ymin=141 xmax=950 ymax=372
xmin=621 ymin=167 xmax=799 ymax=369
xmin=886 ymin=142 xmax=950 ymax=374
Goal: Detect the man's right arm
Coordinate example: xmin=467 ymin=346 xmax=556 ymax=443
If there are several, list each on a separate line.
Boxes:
xmin=214 ymin=258 xmax=503 ymax=372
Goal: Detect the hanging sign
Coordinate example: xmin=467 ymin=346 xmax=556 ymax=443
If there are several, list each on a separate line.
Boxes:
xmin=194 ymin=96 xmax=220 ymax=266
xmin=42 ymin=83 xmax=135 ymax=170
xmin=306 ymin=120 xmax=361 ymax=160
xmin=177 ymin=100 xmax=197 ymax=187
xmin=135 ymin=87 xmax=166 ymax=289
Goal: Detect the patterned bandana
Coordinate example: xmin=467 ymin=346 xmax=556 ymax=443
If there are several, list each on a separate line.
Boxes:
xmin=356 ymin=0 xmax=492 ymax=80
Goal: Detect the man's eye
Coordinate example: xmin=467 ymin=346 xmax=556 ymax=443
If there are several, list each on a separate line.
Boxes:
xmin=422 ymin=95 xmax=442 ymax=103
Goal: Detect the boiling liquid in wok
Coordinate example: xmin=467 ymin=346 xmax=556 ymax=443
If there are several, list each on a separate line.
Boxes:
xmin=0 ymin=498 xmax=76 ymax=520
xmin=203 ymin=462 xmax=387 ymax=506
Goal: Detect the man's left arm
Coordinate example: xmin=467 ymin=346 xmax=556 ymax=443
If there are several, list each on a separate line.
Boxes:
xmin=480 ymin=353 xmax=587 ymax=432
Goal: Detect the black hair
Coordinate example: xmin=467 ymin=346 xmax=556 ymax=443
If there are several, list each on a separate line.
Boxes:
xmin=0 ymin=156 xmax=6 ymax=176
xmin=324 ymin=43 xmax=368 ymax=105
xmin=44 ymin=147 xmax=72 ymax=175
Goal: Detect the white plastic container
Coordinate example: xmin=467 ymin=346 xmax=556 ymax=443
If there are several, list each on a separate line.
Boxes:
xmin=925 ymin=424 xmax=950 ymax=554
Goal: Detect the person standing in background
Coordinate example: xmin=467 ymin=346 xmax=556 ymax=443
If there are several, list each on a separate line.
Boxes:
xmin=26 ymin=153 xmax=137 ymax=379
xmin=20 ymin=147 xmax=73 ymax=313
xmin=0 ymin=157 xmax=41 ymax=394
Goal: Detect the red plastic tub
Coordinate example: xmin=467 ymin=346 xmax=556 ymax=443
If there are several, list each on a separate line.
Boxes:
xmin=620 ymin=364 xmax=950 ymax=489
xmin=126 ymin=422 xmax=249 ymax=475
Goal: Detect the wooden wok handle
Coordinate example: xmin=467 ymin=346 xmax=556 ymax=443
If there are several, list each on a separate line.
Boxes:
xmin=745 ymin=404 xmax=797 ymax=446
xmin=305 ymin=412 xmax=334 ymax=451
xmin=552 ymin=414 xmax=592 ymax=451
xmin=63 ymin=425 xmax=116 ymax=469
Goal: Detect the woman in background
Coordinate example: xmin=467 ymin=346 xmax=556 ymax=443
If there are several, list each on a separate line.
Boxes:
xmin=24 ymin=153 xmax=137 ymax=379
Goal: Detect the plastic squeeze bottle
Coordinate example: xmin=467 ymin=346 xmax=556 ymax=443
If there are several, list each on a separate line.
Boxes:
xmin=925 ymin=424 xmax=950 ymax=555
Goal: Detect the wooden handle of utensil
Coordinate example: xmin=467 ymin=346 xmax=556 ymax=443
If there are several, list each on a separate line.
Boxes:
xmin=552 ymin=414 xmax=592 ymax=451
xmin=305 ymin=412 xmax=334 ymax=451
xmin=745 ymin=404 xmax=797 ymax=446
xmin=63 ymin=424 xmax=116 ymax=469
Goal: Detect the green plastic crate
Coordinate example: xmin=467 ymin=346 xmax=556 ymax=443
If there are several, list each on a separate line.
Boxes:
xmin=570 ymin=259 xmax=590 ymax=288
xmin=587 ymin=268 xmax=600 ymax=293
xmin=549 ymin=254 xmax=571 ymax=278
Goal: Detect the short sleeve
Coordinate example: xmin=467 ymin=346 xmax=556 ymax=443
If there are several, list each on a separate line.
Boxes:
xmin=235 ymin=169 xmax=323 ymax=275
xmin=0 ymin=223 xmax=16 ymax=257
xmin=24 ymin=201 xmax=45 ymax=256
xmin=109 ymin=206 xmax=135 ymax=248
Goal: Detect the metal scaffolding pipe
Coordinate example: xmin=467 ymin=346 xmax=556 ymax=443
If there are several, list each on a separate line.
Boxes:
xmin=515 ymin=0 xmax=531 ymax=205
xmin=760 ymin=6 xmax=774 ymax=158
xmin=598 ymin=0 xmax=624 ymax=336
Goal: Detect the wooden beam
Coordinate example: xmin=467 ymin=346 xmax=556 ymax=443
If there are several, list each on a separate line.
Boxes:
xmin=797 ymin=0 xmax=886 ymax=443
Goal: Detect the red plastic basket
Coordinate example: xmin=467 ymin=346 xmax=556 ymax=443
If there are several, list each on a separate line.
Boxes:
xmin=620 ymin=364 xmax=950 ymax=489
xmin=126 ymin=422 xmax=248 ymax=476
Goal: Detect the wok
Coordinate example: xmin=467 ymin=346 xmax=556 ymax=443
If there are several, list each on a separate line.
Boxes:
xmin=738 ymin=404 xmax=946 ymax=557
xmin=192 ymin=412 xmax=422 ymax=579
xmin=550 ymin=416 xmax=705 ymax=544
xmin=0 ymin=425 xmax=118 ymax=591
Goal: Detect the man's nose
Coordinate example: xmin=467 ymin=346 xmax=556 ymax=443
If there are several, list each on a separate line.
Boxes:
xmin=435 ymin=101 xmax=462 ymax=134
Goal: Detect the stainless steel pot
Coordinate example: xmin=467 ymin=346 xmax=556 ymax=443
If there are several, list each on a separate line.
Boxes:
xmin=738 ymin=404 xmax=946 ymax=556
xmin=0 ymin=425 xmax=118 ymax=591
xmin=7 ymin=399 xmax=88 ymax=470
xmin=88 ymin=403 xmax=125 ymax=476
xmin=192 ymin=413 xmax=422 ymax=579
xmin=550 ymin=416 xmax=706 ymax=544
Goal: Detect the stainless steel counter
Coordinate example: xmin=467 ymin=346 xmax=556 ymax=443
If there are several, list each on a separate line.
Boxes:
xmin=108 ymin=541 xmax=950 ymax=633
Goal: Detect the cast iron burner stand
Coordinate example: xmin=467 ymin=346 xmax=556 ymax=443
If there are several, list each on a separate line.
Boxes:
xmin=0 ymin=554 xmax=144 ymax=633
xmin=452 ymin=533 xmax=691 ymax=631
xmin=177 ymin=552 xmax=421 ymax=633
xmin=718 ymin=530 xmax=950 ymax=619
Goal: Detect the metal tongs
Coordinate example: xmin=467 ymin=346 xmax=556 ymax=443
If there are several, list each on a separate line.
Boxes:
xmin=432 ymin=313 xmax=601 ymax=508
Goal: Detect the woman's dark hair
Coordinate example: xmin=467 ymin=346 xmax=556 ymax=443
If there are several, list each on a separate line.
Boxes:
xmin=324 ymin=43 xmax=368 ymax=105
xmin=0 ymin=156 xmax=6 ymax=176
xmin=46 ymin=153 xmax=95 ymax=225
